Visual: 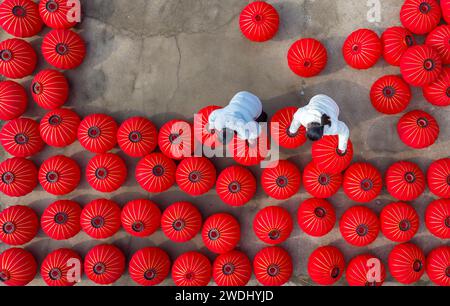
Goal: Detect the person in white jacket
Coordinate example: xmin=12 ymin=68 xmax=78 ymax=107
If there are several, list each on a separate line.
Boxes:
xmin=208 ymin=91 xmax=267 ymax=143
xmin=289 ymin=94 xmax=350 ymax=152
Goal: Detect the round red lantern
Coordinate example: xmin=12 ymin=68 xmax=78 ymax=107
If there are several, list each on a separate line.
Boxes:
xmin=129 ymin=247 xmax=171 ymax=286
xmin=381 ymin=26 xmax=416 ymax=66
xmin=77 ymin=113 xmax=118 ymax=154
xmin=270 ymin=107 xmax=307 ymax=149
xmin=287 ymin=38 xmax=328 ymax=77
xmin=423 ymin=67 xmax=450 ymax=107
xmin=343 ymin=162 xmax=383 ymax=203
xmin=172 ymin=252 xmax=211 ymax=287
xmin=41 ymin=200 xmax=81 ymax=240
xmin=385 ymin=161 xmax=425 ymax=201
xmin=342 ymin=29 xmax=382 ymax=69
xmin=339 ymin=206 xmax=379 ymax=247
xmin=84 ymin=244 xmax=125 ymax=285
xmin=0 ymin=118 xmax=44 ymax=157
xmin=0 ymin=157 xmax=37 ymax=197
xmin=400 ymin=0 xmax=441 ymax=35
xmin=312 ymin=135 xmax=354 ymax=175
xmin=42 ymin=29 xmax=86 ymax=69
xmin=202 ymin=213 xmax=240 ymax=254
xmin=427 ymin=158 xmax=450 ymax=198
xmin=216 ymin=166 xmax=256 ymax=207
xmin=425 ymin=198 xmax=450 ymax=239
xmin=0 ymin=205 xmax=38 ymax=246
xmin=261 ymin=160 xmax=301 ymax=200
xmin=0 ymin=248 xmax=36 ymax=286
xmin=370 ymin=75 xmax=411 ymax=114
xmin=117 ymin=117 xmax=158 ymax=158
xmin=253 ymin=206 xmax=293 ymax=245
xmin=135 ymin=153 xmax=177 ymax=193
xmin=388 ymin=243 xmax=425 ymax=285
xmin=426 ymin=246 xmax=450 ymax=286
xmin=39 ymin=155 xmax=81 ymax=195
xmin=400 ymin=45 xmax=442 ymax=87
xmin=346 ymin=254 xmax=385 ymax=286
xmin=398 ymin=110 xmax=439 ymax=149
xmin=426 ymin=25 xmax=450 ymax=64
xmin=121 ymin=199 xmax=161 ymax=238
xmin=253 ymin=246 xmax=293 ymax=286
xmin=0 ymin=0 xmax=42 ymax=37
xmin=380 ymin=202 xmax=419 ymax=243
xmin=158 ymin=119 xmax=194 ymax=160
xmin=303 ymin=162 xmax=342 ymax=199
xmin=39 ymin=0 xmax=78 ymax=29
xmin=41 ymin=248 xmax=82 ymax=286
xmin=161 ymin=201 xmax=202 ymax=243
xmin=308 ymin=246 xmax=345 ymax=286
xmin=297 ymin=198 xmax=336 ymax=237
xmin=229 ymin=132 xmax=269 ymax=166
xmin=86 ymin=153 xmax=127 ymax=193
xmin=0 ymin=81 xmax=27 ymax=121
xmin=31 ymin=69 xmax=69 ymax=110
xmin=176 ymin=157 xmax=216 ymax=196
xmin=239 ymin=1 xmax=279 ymax=42
xmin=213 ymin=250 xmax=252 ymax=287
xmin=442 ymin=0 xmax=450 ymax=23
xmin=40 ymin=108 xmax=80 ymax=148
xmin=80 ymin=199 xmax=121 ymax=239
xmin=0 ymin=38 xmax=36 ymax=79
xmin=194 ymin=105 xmax=222 ymax=149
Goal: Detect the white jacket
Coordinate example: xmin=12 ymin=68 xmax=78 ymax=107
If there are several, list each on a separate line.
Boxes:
xmin=209 ymin=91 xmax=263 ymax=140
xmin=289 ymin=94 xmax=350 ymax=151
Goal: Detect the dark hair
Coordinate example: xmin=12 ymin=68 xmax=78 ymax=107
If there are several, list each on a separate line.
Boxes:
xmin=306 ymin=122 xmax=324 ymax=142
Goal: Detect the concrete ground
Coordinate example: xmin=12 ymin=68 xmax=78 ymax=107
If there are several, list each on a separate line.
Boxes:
xmin=1 ymin=0 xmax=449 ymax=286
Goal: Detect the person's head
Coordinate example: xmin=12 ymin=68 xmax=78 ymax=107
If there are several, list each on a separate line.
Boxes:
xmin=306 ymin=122 xmax=324 ymax=142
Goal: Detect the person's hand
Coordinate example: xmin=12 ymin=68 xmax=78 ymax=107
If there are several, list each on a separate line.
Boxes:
xmin=289 ymin=109 xmax=303 ymax=135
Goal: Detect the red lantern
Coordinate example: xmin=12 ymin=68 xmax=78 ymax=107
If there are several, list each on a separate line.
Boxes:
xmin=388 ymin=243 xmax=425 ymax=285
xmin=312 ymin=135 xmax=354 ymax=175
xmin=426 ymin=246 xmax=450 ymax=286
xmin=339 ymin=206 xmax=379 ymax=247
xmin=129 ymin=247 xmax=171 ymax=286
xmin=161 ymin=201 xmax=202 ymax=243
xmin=0 ymin=118 xmax=44 ymax=157
xmin=80 ymin=199 xmax=121 ymax=239
xmin=343 ymin=162 xmax=383 ymax=203
xmin=423 ymin=67 xmax=450 ymax=107
xmin=442 ymin=0 xmax=450 ymax=23
xmin=380 ymin=202 xmax=419 ymax=243
xmin=425 ymin=198 xmax=450 ymax=239
xmin=78 ymin=113 xmax=118 ymax=154
xmin=303 ymin=162 xmax=342 ymax=199
xmin=0 ymin=39 xmax=36 ymax=79
xmin=121 ymin=199 xmax=161 ymax=238
xmin=427 ymin=158 xmax=450 ymax=198
xmin=213 ymin=250 xmax=252 ymax=287
xmin=261 ymin=160 xmax=301 ymax=200
xmin=398 ymin=110 xmax=439 ymax=149
xmin=381 ymin=26 xmax=416 ymax=66
xmin=400 ymin=0 xmax=441 ymax=35
xmin=0 ymin=157 xmax=37 ymax=197
xmin=0 ymin=0 xmax=42 ymax=37
xmin=346 ymin=254 xmax=385 ymax=286
xmin=158 ymin=119 xmax=194 ymax=160
xmin=176 ymin=157 xmax=216 ymax=196
xmin=0 ymin=205 xmax=38 ymax=246
xmin=42 ymin=29 xmax=86 ymax=69
xmin=239 ymin=1 xmax=279 ymax=42
xmin=84 ymin=244 xmax=125 ymax=285
xmin=0 ymin=81 xmax=27 ymax=121
xmin=370 ymin=75 xmax=411 ymax=114
xmin=31 ymin=69 xmax=69 ymax=110
xmin=194 ymin=105 xmax=222 ymax=149
xmin=287 ymin=38 xmax=328 ymax=77
xmin=253 ymin=246 xmax=293 ymax=286
xmin=39 ymin=0 xmax=78 ymax=29
xmin=39 ymin=155 xmax=81 ymax=195
xmin=117 ymin=117 xmax=158 ymax=158
xmin=297 ymin=198 xmax=336 ymax=237
xmin=0 ymin=248 xmax=36 ymax=286
xmin=40 ymin=108 xmax=80 ymax=148
xmin=342 ymin=29 xmax=382 ymax=69
xmin=385 ymin=161 xmax=425 ymax=201
xmin=400 ymin=45 xmax=442 ymax=87
xmin=172 ymin=252 xmax=211 ymax=287
xmin=202 ymin=213 xmax=240 ymax=254
xmin=229 ymin=131 xmax=269 ymax=166
xmin=135 ymin=153 xmax=177 ymax=193
xmin=41 ymin=248 xmax=82 ymax=286
xmin=308 ymin=246 xmax=345 ymax=286
xmin=253 ymin=206 xmax=293 ymax=245
xmin=41 ymin=200 xmax=81 ymax=240
xmin=86 ymin=153 xmax=127 ymax=193
xmin=426 ymin=25 xmax=450 ymax=64
xmin=270 ymin=107 xmax=307 ymax=149
xmin=216 ymin=166 xmax=256 ymax=207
